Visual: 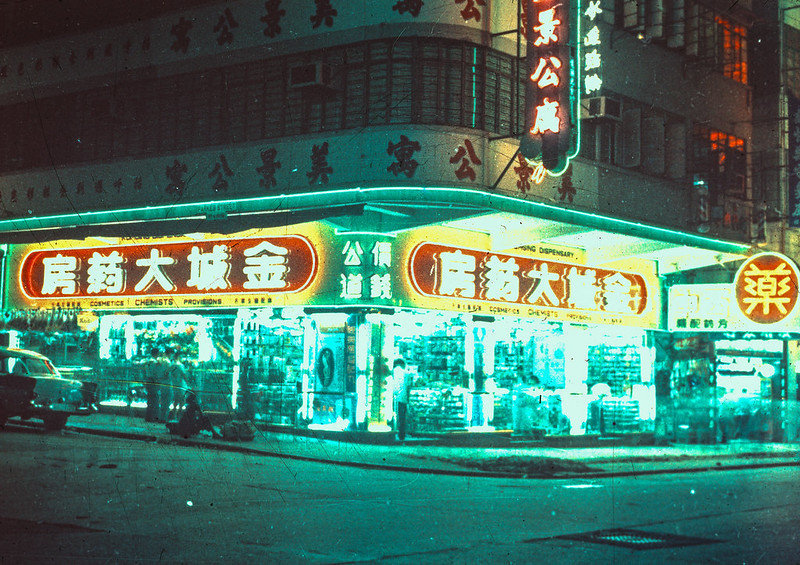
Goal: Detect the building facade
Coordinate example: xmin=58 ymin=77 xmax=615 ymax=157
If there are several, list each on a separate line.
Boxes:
xmin=0 ymin=0 xmax=797 ymax=443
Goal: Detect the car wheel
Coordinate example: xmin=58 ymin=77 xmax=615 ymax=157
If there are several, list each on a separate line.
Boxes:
xmin=43 ymin=414 xmax=68 ymax=431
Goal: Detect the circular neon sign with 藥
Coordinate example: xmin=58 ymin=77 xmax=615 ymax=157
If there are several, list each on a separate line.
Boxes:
xmin=734 ymin=252 xmax=800 ymax=324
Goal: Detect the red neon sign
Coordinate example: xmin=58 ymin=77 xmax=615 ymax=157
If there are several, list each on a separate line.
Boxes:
xmin=408 ymin=242 xmax=648 ymax=315
xmin=19 ymin=235 xmax=317 ymax=300
xmin=734 ymin=253 xmax=800 ymax=324
xmin=520 ymin=0 xmax=573 ymax=172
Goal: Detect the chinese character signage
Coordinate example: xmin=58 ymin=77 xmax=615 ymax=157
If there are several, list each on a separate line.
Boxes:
xmin=788 ymin=94 xmax=800 ymax=228
xmin=668 ymin=284 xmax=734 ymax=332
xmin=669 ymin=253 xmax=800 ymax=332
xmin=520 ymin=0 xmax=578 ymax=173
xmin=0 ymin=130 xmax=598 ymax=220
xmin=582 ymin=1 xmax=603 ymax=96
xmin=13 ymin=233 xmax=318 ymax=310
xmin=338 ymin=236 xmax=395 ymax=304
xmin=734 ymin=253 xmax=800 ymax=325
xmin=406 ymin=241 xmax=654 ymax=327
xmin=6 ymin=221 xmax=660 ymax=329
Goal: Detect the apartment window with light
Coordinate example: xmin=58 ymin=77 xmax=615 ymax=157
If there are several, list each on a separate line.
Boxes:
xmin=691 ymin=125 xmax=746 ymax=198
xmin=614 ymin=0 xmax=749 ymax=85
xmin=695 ymin=11 xmax=748 ymax=84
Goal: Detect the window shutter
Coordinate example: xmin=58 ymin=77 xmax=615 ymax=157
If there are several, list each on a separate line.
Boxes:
xmin=685 ymin=2 xmax=699 ymax=57
xmin=666 ymin=0 xmax=685 ymax=49
xmin=646 ymin=0 xmax=664 ymax=39
xmin=642 ymin=115 xmax=666 ymax=175
xmin=723 ymin=148 xmax=747 ymax=196
xmin=665 ymin=120 xmax=686 ymax=179
xmin=621 ymin=108 xmax=642 ymax=168
xmin=623 ymin=0 xmax=643 ymax=31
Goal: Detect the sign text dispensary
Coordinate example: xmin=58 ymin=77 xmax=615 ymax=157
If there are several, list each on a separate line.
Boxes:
xmin=408 ymin=242 xmax=648 ymax=317
xmin=19 ymin=236 xmax=317 ymax=307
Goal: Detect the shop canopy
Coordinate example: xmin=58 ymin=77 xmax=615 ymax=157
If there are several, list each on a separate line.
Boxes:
xmin=0 ymin=185 xmax=752 ymax=273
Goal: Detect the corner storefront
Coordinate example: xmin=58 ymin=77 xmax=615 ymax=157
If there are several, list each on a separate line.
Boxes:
xmin=5 ymin=216 xmax=791 ymax=445
xmin=663 ymin=252 xmax=800 ymax=444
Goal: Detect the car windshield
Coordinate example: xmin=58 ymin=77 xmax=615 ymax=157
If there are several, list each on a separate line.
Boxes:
xmin=0 ymin=355 xmax=56 ymax=376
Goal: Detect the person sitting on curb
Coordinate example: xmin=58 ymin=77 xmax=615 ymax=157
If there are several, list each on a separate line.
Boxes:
xmin=166 ymin=391 xmax=222 ymax=439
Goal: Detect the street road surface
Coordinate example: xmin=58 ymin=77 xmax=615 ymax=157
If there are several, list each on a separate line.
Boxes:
xmin=1 ymin=425 xmax=798 ymax=564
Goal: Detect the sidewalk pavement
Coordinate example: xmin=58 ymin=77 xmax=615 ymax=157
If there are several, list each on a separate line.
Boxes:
xmin=58 ymin=412 xmax=800 ymax=480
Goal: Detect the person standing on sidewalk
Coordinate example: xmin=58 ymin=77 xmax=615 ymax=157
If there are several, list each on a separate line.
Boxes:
xmin=393 ymin=359 xmax=412 ymax=442
xmin=144 ymin=347 xmax=167 ymax=423
xmin=162 ymin=348 xmax=191 ymax=423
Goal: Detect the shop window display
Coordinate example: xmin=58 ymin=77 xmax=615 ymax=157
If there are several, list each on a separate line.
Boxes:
xmin=236 ymin=310 xmax=304 ymax=426
xmin=15 ymin=307 xmax=307 ymax=425
xmin=489 ymin=322 xmax=567 ymax=437
xmin=386 ymin=312 xmax=656 ymax=438
xmin=652 ymin=334 xmax=781 ymax=445
xmin=586 ymin=343 xmax=648 ymax=434
xmin=584 ymin=331 xmax=656 ymax=437
xmin=492 ymin=323 xmax=655 ymax=438
xmin=715 ymin=339 xmax=783 ymax=443
xmin=392 ymin=315 xmax=468 ymax=433
xmin=95 ymin=314 xmax=235 ymax=413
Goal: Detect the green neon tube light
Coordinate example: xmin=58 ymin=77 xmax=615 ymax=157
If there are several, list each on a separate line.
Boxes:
xmin=0 ymin=185 xmax=752 ymax=255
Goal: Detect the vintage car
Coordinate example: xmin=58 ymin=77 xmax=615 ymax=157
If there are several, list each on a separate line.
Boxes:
xmin=0 ymin=347 xmax=97 ymax=430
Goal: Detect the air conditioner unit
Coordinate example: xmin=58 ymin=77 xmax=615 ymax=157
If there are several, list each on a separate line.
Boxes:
xmin=581 ymin=96 xmax=622 ymax=120
xmin=289 ymin=62 xmax=331 ymax=89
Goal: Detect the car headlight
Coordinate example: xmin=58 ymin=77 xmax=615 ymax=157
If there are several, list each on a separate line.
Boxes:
xmin=68 ymin=388 xmax=84 ymax=405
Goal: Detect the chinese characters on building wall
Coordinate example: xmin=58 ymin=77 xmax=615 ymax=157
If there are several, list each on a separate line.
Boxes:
xmin=669 ymin=285 xmax=732 ymax=331
xmin=582 ymin=1 xmax=603 ymax=96
xmin=3 ymin=127 xmax=560 ymax=219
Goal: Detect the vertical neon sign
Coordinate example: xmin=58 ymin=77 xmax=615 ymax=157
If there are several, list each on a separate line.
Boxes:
xmin=582 ymin=0 xmax=603 ymax=96
xmin=520 ymin=0 xmax=579 ymax=174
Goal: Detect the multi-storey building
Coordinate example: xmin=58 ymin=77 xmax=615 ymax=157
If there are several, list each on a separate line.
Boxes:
xmin=0 ymin=0 xmax=796 ymax=443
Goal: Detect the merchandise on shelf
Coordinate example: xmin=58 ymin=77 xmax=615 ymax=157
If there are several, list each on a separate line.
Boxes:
xmin=238 ymin=319 xmax=304 ymax=423
xmin=587 ymin=344 xmax=642 ymax=396
xmin=408 ymin=386 xmax=467 ymax=432
xmin=254 ymin=382 xmax=300 ymax=425
xmin=397 ymin=330 xmax=466 ymax=388
xmin=600 ymin=397 xmax=641 ymax=433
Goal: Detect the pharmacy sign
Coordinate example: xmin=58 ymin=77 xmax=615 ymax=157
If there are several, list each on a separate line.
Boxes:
xmin=734 ymin=253 xmax=800 ymax=325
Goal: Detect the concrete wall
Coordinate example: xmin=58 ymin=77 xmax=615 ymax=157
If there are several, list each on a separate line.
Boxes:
xmin=0 ymin=0 xmax=762 ymax=244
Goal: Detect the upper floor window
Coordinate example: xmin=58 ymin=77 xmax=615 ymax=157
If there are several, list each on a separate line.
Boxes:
xmin=580 ymin=95 xmax=687 ymax=180
xmin=0 ymin=37 xmax=510 ymax=174
xmin=691 ymin=125 xmax=746 ymax=197
xmin=786 ymin=25 xmax=800 ymax=98
xmin=695 ymin=11 xmax=748 ymax=84
xmin=614 ymin=0 xmax=749 ymax=85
